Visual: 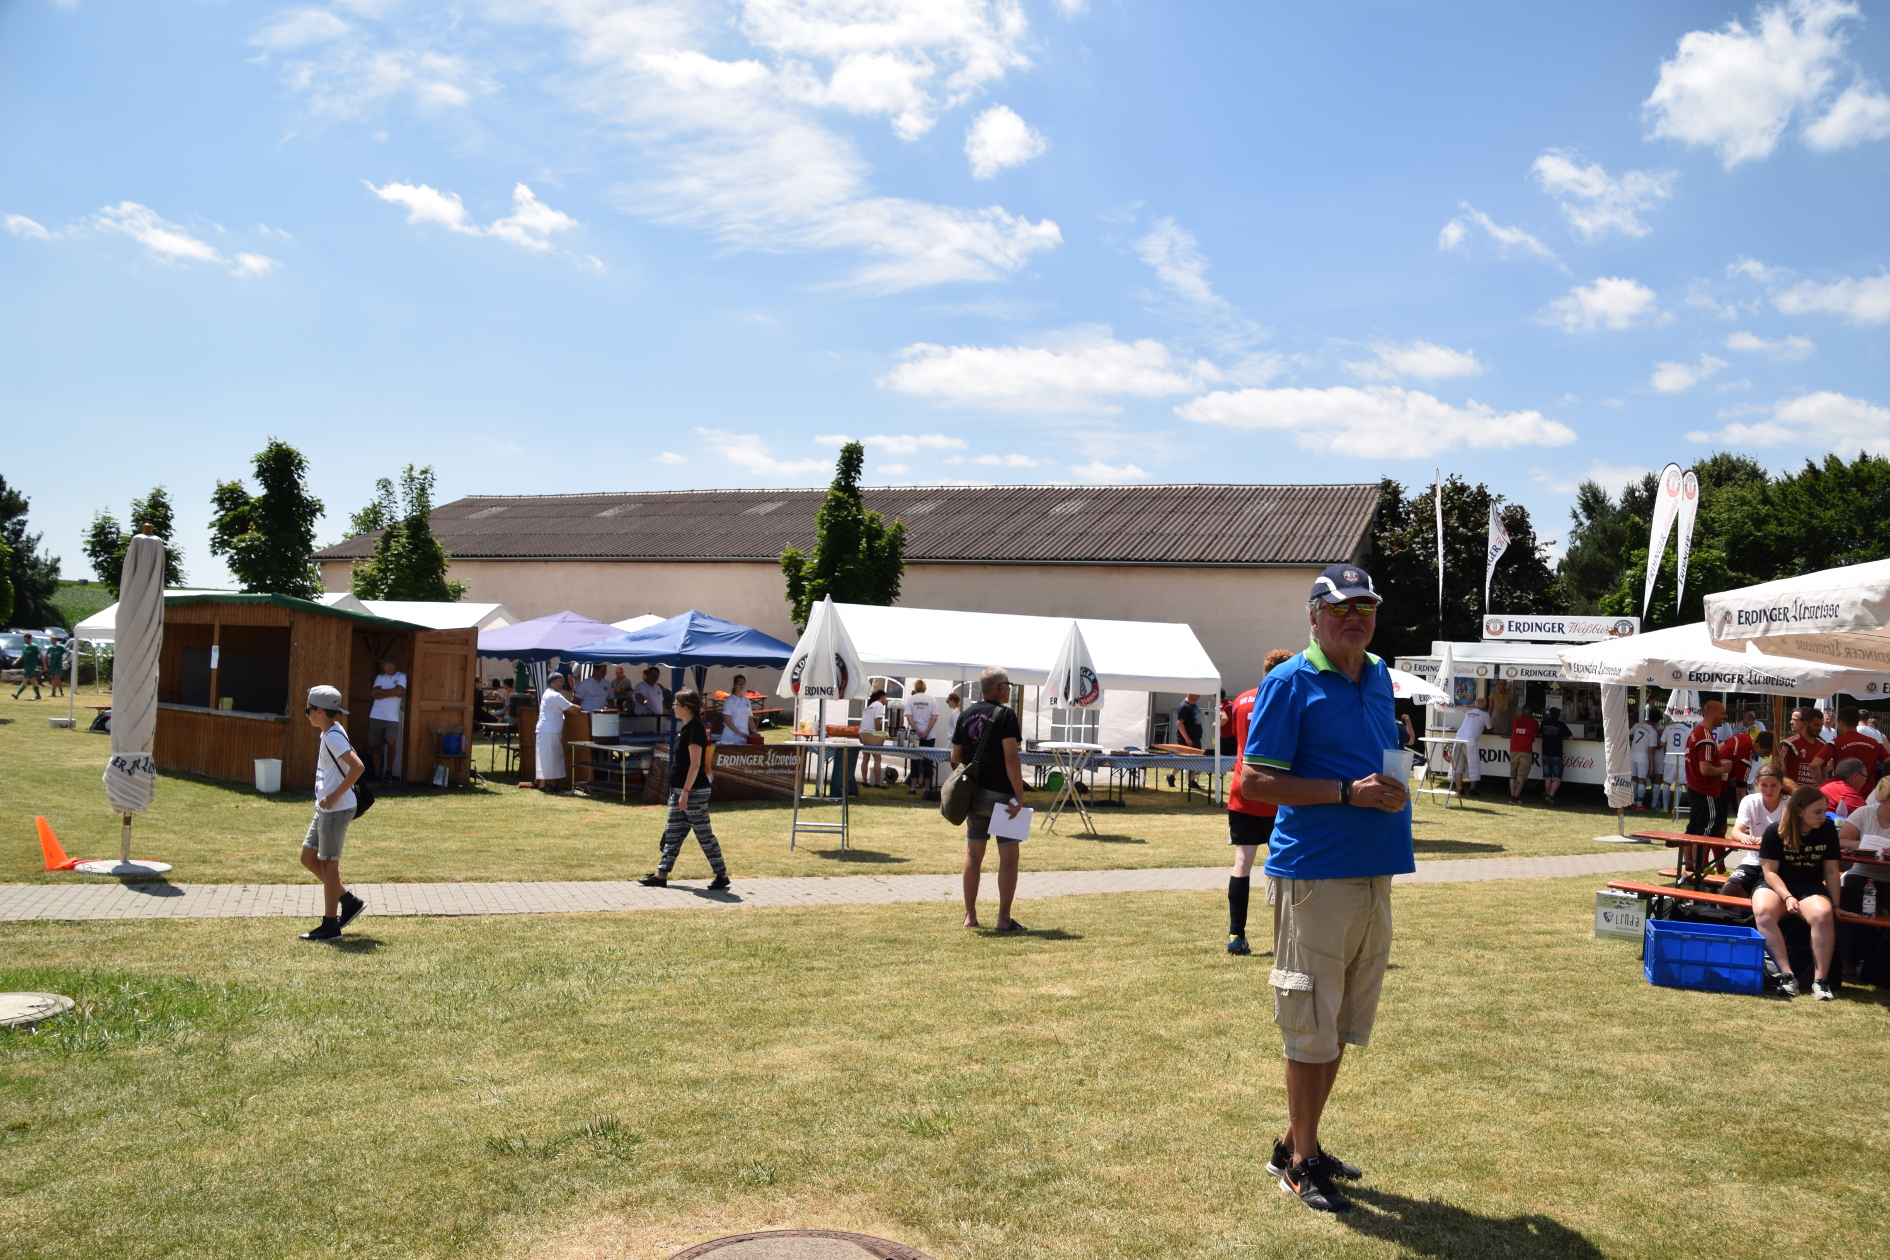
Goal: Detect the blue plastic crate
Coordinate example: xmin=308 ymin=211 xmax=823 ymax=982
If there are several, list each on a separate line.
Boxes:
xmin=1643 ymin=918 xmax=1766 ymax=995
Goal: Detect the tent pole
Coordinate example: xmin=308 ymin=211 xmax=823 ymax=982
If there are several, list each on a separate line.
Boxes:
xmin=1214 ymin=689 xmax=1223 ymax=806
xmin=67 ymin=639 xmax=76 ymax=724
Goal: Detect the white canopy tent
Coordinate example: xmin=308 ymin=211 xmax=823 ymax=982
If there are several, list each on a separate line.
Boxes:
xmin=74 ymin=589 xmax=251 ymax=642
xmin=354 ymin=599 xmax=516 ymax=631
xmin=1705 ymin=558 xmax=1890 ymax=671
xmin=612 ymin=613 xmax=665 ymax=634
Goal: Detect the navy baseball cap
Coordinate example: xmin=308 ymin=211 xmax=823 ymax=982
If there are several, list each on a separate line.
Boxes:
xmin=1311 ymin=563 xmax=1378 ymax=603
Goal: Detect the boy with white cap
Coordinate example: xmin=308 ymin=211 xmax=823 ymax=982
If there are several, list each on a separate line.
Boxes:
xmin=301 ymin=685 xmax=367 ymax=941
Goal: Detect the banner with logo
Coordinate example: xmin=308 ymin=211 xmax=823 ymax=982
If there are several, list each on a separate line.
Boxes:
xmin=1674 ymin=469 xmax=1700 ymax=614
xmin=1642 ymin=463 xmax=1684 ymax=616
xmin=1484 ymin=503 xmax=1509 ymax=613
xmin=1482 ymin=614 xmax=1640 ymax=643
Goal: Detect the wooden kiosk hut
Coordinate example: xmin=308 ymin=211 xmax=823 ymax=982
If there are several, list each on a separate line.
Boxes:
xmin=155 ymin=594 xmax=480 ymax=791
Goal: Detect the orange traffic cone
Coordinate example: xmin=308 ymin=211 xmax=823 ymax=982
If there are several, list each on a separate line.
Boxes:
xmin=37 ymin=817 xmax=81 ymax=871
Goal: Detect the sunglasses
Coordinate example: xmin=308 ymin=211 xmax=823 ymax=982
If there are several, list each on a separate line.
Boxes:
xmin=1321 ymin=599 xmax=1380 ymax=619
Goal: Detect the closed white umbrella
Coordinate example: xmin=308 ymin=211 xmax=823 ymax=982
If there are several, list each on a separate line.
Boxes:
xmin=777 ymin=597 xmax=868 ymax=851
xmin=89 ymin=529 xmax=170 ymax=876
xmin=1705 ymin=558 xmax=1890 ymax=671
xmin=1591 ymin=683 xmax=1639 ymax=842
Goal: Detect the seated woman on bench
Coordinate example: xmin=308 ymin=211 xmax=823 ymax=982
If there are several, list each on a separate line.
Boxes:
xmin=1837 ymin=773 xmax=1890 ymax=969
xmin=1722 ymin=761 xmax=1787 ymax=899
xmin=1754 ymin=785 xmax=1843 ymax=1000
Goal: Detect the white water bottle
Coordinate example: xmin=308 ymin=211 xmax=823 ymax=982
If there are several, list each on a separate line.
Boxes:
xmin=1865 ymin=882 xmax=1880 ymax=919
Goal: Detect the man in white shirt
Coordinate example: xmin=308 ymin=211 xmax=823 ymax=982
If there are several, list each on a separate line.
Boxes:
xmin=1454 ymin=698 xmax=1490 ymax=794
xmin=718 ymin=674 xmax=757 ymax=744
xmin=1630 ymin=711 xmax=1657 ymax=809
xmin=632 ymin=666 xmax=665 ymax=716
xmin=1659 ymin=717 xmax=1691 ymax=813
xmin=904 ymin=680 xmax=940 ymax=794
xmin=573 ymin=665 xmax=612 ymax=712
xmin=369 ymin=658 xmax=406 ymax=783
xmin=1863 ymin=711 xmax=1889 ymax=747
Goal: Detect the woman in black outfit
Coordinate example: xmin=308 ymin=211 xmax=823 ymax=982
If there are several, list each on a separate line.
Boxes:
xmin=637 ymin=689 xmax=731 ymax=890
xmin=1754 ymin=784 xmax=1843 ymax=1000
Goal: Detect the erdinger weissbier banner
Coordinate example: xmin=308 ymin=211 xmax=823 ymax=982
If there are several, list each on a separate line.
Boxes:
xmin=1642 ymin=463 xmax=1685 ymax=616
xmin=1484 ymin=503 xmax=1509 ymax=613
xmin=1674 ymin=470 xmax=1700 ymax=615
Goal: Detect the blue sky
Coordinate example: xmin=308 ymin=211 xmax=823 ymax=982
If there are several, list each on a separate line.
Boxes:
xmin=3 ymin=0 xmax=1887 ymax=586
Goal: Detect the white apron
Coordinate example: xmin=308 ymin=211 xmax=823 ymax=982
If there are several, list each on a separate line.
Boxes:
xmin=535 ymin=692 xmax=574 ymax=780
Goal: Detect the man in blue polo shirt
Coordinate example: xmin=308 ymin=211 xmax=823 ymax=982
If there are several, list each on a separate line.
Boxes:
xmin=1240 ymin=562 xmax=1413 ymax=1214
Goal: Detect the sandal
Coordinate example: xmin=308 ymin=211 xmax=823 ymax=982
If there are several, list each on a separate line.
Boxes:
xmin=994 ymin=920 xmax=1027 ymax=933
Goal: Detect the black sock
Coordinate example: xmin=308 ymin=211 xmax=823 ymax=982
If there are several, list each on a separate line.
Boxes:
xmin=1228 ymin=875 xmax=1250 ymax=937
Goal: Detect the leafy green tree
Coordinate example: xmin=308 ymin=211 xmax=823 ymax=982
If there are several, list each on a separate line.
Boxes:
xmin=349 ymin=466 xmax=466 ymax=601
xmin=780 ymin=442 xmax=907 ymax=631
xmin=1370 ymin=475 xmax=1565 ymax=663
xmin=0 ymin=473 xmax=61 ymax=626
xmin=0 ymin=537 xmax=13 ymax=626
xmin=209 ymin=439 xmax=324 ymax=598
xmin=82 ymin=487 xmax=187 ymax=593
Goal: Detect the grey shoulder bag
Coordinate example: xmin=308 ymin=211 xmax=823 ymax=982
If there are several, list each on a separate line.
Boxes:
xmin=939 ymin=707 xmax=1001 ymax=826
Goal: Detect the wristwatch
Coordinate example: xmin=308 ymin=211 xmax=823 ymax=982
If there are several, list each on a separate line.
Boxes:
xmin=1338 ymin=778 xmax=1352 ymax=806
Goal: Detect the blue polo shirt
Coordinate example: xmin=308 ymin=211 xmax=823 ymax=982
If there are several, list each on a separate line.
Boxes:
xmin=1244 ymin=642 xmax=1415 ymax=880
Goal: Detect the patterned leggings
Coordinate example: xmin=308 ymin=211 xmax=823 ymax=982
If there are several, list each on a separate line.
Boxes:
xmin=657 ymin=786 xmax=726 ymax=876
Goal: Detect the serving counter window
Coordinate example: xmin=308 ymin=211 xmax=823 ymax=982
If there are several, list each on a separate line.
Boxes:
xmin=163 ymin=624 xmax=292 ymax=714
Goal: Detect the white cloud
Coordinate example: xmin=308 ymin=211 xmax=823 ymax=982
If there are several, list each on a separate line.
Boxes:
xmin=5 ymin=214 xmax=53 ymax=240
xmin=693 ymin=427 xmax=830 ymax=477
xmin=1346 ymin=341 xmax=1487 ymax=382
xmin=1437 ymin=203 xmax=1561 ymax=266
xmin=812 ymin=432 xmax=968 ymax=453
xmin=1543 ymin=277 xmax=1659 ymax=332
xmin=1130 ymin=217 xmax=1268 ymax=356
xmin=1532 ymin=461 xmax=1652 ymax=496
xmin=1689 ymin=390 xmax=1890 ymax=451
xmin=1530 ymin=150 xmax=1676 ymax=240
xmin=877 ymin=463 xmax=911 ymax=476
xmin=1774 ymin=271 xmax=1890 ymax=324
xmin=1071 ymin=460 xmax=1147 ymax=482
xmin=1725 ymin=330 xmax=1816 ymax=359
xmin=366 ymin=181 xmax=582 ymax=255
xmin=882 ymin=328 xmax=1220 ymax=414
xmin=269 ymin=2 xmax=1059 ymax=293
xmin=1050 ymin=0 xmax=1087 ymax=14
xmin=964 ymin=105 xmax=1045 ymax=178
xmin=1650 ymin=354 xmax=1730 ymax=393
xmin=974 ymin=452 xmax=1044 ymax=467
xmin=1720 ymin=378 xmax=1756 ymax=391
xmin=1645 ymin=0 xmax=1890 ymax=167
xmin=88 ymin=202 xmax=278 ymax=276
xmin=657 ymin=451 xmax=687 ymax=464
xmin=1174 ymin=385 xmax=1577 ymax=459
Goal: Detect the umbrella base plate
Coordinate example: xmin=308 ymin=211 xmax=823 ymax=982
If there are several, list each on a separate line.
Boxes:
xmin=1590 ymin=835 xmax=1652 ymax=845
xmin=72 ymin=859 xmax=173 ymax=877
xmin=0 ymin=992 xmax=76 ymax=1027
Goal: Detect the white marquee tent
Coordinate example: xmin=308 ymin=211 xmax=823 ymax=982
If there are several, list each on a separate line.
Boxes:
xmin=74 ymin=589 xmax=257 ymax=643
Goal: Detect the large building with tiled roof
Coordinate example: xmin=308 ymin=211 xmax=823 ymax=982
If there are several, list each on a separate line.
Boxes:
xmin=314 ymin=483 xmax=1379 ymax=694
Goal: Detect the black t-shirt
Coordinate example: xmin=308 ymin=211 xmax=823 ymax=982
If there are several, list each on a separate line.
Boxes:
xmin=1539 ymin=718 xmax=1572 ymax=758
xmin=1175 ymin=700 xmax=1202 ymax=746
xmin=1760 ymin=819 xmax=1839 ymax=897
xmin=953 ymin=701 xmax=1021 ymax=794
xmin=673 ymin=718 xmax=712 ymax=788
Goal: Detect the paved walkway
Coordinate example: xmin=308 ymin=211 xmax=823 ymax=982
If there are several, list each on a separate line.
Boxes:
xmin=0 ymin=851 xmax=1669 ymax=922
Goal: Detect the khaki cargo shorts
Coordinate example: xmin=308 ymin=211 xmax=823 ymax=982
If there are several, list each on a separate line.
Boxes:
xmin=1266 ymin=874 xmax=1394 ymax=1064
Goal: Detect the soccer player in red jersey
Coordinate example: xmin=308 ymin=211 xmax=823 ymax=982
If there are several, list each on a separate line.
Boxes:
xmin=1685 ymin=700 xmax=1733 ymax=837
xmin=1781 ymin=706 xmax=1836 ymax=789
xmin=1226 ymin=648 xmax=1295 ymax=955
xmin=1831 ymin=707 xmax=1881 ymax=787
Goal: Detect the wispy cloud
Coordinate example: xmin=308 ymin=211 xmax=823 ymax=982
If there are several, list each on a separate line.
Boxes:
xmin=1774 ymin=271 xmax=1890 ymax=324
xmin=64 ymin=202 xmax=282 ymax=277
xmin=1542 ymin=277 xmax=1660 ymax=332
xmin=366 ymin=181 xmax=585 ymax=257
xmin=883 ymin=327 xmax=1220 ymax=414
xmin=1688 ymin=389 xmax=1890 ymax=451
xmin=1531 ymin=150 xmax=1676 ymax=240
xmin=1131 ymin=217 xmax=1267 ymax=356
xmin=1437 ymin=203 xmax=1562 ymax=268
xmin=1531 ymin=461 xmax=1652 ymax=496
xmin=1725 ymin=330 xmax=1816 ymax=359
xmin=693 ymin=427 xmax=830 ymax=478
xmin=1650 ymin=354 xmax=1729 ymax=393
xmin=1345 ymin=341 xmax=1487 ymax=382
xmin=1176 ymin=385 xmax=1575 ymax=458
xmin=4 ymin=214 xmax=54 ymax=240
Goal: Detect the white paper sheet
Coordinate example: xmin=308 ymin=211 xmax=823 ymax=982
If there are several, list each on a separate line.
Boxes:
xmin=986 ymin=803 xmax=1033 ymax=842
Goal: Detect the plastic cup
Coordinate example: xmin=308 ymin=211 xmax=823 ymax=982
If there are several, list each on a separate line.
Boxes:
xmin=1382 ymin=748 xmax=1413 ymax=787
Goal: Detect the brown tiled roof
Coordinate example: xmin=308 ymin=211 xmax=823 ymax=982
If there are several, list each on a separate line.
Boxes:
xmin=312 ymin=483 xmax=1378 ymax=567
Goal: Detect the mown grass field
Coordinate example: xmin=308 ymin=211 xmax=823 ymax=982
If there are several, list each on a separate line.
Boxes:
xmin=6 ymin=687 xmax=1645 ymax=884
xmin=3 ymin=876 xmax=1886 ymax=1260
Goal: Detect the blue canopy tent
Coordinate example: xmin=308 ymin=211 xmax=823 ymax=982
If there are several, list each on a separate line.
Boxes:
xmin=562 ymin=610 xmax=795 ymax=763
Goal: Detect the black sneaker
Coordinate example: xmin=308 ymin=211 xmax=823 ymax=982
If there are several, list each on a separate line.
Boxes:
xmin=299 ymin=917 xmax=342 ymax=941
xmin=706 ymin=874 xmax=731 ymax=891
xmin=1776 ymin=973 xmax=1800 ymax=998
xmin=1278 ymin=1153 xmax=1352 ymax=1213
xmin=1227 ymin=935 xmax=1252 ymax=956
xmin=1266 ymin=1139 xmax=1361 ymax=1181
xmin=636 ymin=873 xmax=667 ymax=887
xmin=336 ymin=892 xmax=366 ymax=930
xmin=1812 ymin=977 xmax=1837 ymax=1001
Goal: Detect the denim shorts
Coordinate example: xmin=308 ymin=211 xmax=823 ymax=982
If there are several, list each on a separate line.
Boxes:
xmin=1543 ymin=755 xmax=1565 ymax=779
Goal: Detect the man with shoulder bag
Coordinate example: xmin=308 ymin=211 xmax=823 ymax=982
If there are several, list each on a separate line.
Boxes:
xmin=944 ymin=667 xmax=1030 ymax=932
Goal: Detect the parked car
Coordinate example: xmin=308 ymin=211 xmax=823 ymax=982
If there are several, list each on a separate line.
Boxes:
xmin=0 ymin=632 xmax=26 ymax=669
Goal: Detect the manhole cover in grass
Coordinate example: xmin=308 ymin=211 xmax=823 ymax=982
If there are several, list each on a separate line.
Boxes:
xmin=0 ymin=993 xmax=74 ymax=1028
xmin=667 ymin=1231 xmax=932 ymax=1259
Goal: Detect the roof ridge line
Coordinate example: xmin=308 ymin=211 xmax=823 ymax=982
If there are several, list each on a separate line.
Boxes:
xmin=453 ymin=482 xmax=1381 ymax=500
